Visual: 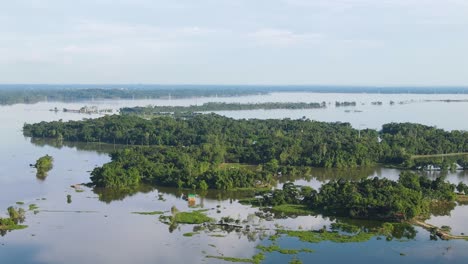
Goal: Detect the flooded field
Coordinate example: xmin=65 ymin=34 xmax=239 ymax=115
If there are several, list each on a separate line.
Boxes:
xmin=1 ymin=92 xmax=468 ymax=263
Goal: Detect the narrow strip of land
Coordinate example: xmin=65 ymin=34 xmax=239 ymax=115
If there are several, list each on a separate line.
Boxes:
xmin=410 ymin=219 xmax=468 ymax=240
xmin=411 ymin=153 xmax=468 ymax=159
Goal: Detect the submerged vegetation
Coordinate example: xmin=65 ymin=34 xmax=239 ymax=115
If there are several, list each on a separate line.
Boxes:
xmin=132 ymin=211 xmax=164 ymax=215
xmin=0 ymin=207 xmax=27 ymax=235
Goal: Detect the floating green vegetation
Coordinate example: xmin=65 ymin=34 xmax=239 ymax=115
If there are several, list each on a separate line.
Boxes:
xmin=238 ymin=198 xmax=262 ymax=206
xmin=28 ymin=204 xmax=39 ymax=211
xmin=16 ymin=202 xmax=24 ymax=205
xmin=277 ymin=229 xmax=374 ymax=243
xmin=0 ymin=221 xmax=28 ymax=231
xmin=270 ymin=204 xmax=313 ymax=215
xmin=269 ymin=234 xmax=280 ymax=241
xmin=252 ymin=253 xmax=265 ymax=264
xmin=132 ymin=211 xmax=164 ymax=215
xmin=75 ymin=189 xmax=84 ymax=193
xmin=209 ymin=234 xmax=226 ymax=238
xmin=256 ymin=244 xmax=314 ymax=255
xmin=289 ymin=257 xmax=302 ymax=264
xmin=174 ymin=211 xmax=214 ymax=224
xmin=206 ymin=256 xmax=254 ymax=263
xmin=183 ymin=232 xmax=200 ymax=237
xmin=206 ymin=253 xmax=265 ymax=264
xmin=274 ymin=222 xmax=417 ymax=245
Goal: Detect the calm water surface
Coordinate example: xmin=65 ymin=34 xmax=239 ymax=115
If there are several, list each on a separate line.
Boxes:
xmin=1 ymin=92 xmax=468 ymax=263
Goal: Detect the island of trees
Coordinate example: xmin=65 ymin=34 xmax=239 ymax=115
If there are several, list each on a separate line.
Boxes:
xmin=23 ymin=114 xmax=468 ymax=172
xmin=34 ymin=155 xmax=54 ymax=179
xmin=246 ymin=172 xmax=462 ymax=221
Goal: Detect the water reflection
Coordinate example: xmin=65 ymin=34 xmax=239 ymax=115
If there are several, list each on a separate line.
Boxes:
xmin=29 ymin=137 xmax=119 ymax=154
xmin=2 ymin=94 xmax=468 ymax=264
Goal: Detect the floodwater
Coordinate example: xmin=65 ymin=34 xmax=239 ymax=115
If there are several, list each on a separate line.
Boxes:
xmin=1 ymin=92 xmax=468 ymax=263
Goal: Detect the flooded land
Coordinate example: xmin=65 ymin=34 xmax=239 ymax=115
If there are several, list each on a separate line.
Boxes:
xmin=1 ymin=92 xmax=468 ymax=264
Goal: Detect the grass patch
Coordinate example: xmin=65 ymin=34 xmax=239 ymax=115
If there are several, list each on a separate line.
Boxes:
xmin=278 ymin=229 xmax=374 ymax=243
xmin=207 ymin=253 xmax=264 ymax=264
xmin=209 ymin=234 xmax=226 ymax=238
xmin=271 ymin=204 xmax=313 ymax=215
xmin=183 ymin=232 xmax=200 ymax=237
xmin=29 ymin=204 xmax=39 ymax=211
xmin=206 ymin=256 xmax=253 ymax=263
xmin=174 ymin=211 xmax=213 ymax=224
xmin=257 ymin=244 xmax=314 ymax=255
xmin=0 ymin=224 xmax=28 ymax=231
xmin=132 ymin=211 xmax=164 ymax=215
xmin=16 ymin=202 xmax=24 ymax=205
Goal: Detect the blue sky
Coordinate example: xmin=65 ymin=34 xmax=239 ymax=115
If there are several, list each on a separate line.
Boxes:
xmin=1 ymin=0 xmax=468 ymax=85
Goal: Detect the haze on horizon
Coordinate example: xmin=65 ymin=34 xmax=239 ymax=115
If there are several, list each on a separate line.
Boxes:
xmin=1 ymin=0 xmax=467 ymax=86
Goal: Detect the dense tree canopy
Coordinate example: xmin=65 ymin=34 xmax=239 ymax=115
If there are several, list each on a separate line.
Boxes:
xmin=23 ymin=114 xmax=468 ymax=171
xmin=256 ymin=172 xmax=458 ymax=220
xmin=90 ymin=146 xmax=271 ymax=190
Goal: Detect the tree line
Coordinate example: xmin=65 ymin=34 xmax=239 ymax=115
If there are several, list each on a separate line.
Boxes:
xmin=23 ymin=114 xmax=468 ymax=170
xmin=120 ymin=102 xmax=326 ymax=115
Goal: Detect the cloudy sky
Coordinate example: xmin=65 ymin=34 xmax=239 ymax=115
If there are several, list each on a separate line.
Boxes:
xmin=1 ymin=0 xmax=467 ymax=85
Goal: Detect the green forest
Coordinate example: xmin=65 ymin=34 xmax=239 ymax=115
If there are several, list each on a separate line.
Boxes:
xmin=23 ymin=114 xmax=468 ymax=169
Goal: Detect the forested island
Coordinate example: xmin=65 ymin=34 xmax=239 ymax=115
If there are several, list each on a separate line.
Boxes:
xmin=23 ymin=114 xmax=468 ymax=191
xmin=243 ymin=172 xmax=468 ymax=221
xmin=120 ymin=102 xmax=326 ymax=115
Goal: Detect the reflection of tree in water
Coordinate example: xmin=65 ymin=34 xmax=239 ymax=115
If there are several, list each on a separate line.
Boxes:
xmin=429 ymin=202 xmax=456 ymax=217
xmin=92 ymin=184 xmax=260 ymax=204
xmin=92 ymin=185 xmax=156 ymax=204
xmin=36 ymin=171 xmax=47 ymax=181
xmin=278 ymin=166 xmax=382 ymax=184
xmin=29 ymin=137 xmax=118 ymax=154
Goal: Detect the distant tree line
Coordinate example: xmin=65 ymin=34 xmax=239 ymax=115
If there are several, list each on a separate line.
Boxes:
xmin=0 ymin=86 xmax=263 ymax=105
xmin=120 ymin=102 xmax=326 ymax=115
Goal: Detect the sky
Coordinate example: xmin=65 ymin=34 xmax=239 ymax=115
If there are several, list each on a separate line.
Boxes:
xmin=1 ymin=0 xmax=468 ymax=85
